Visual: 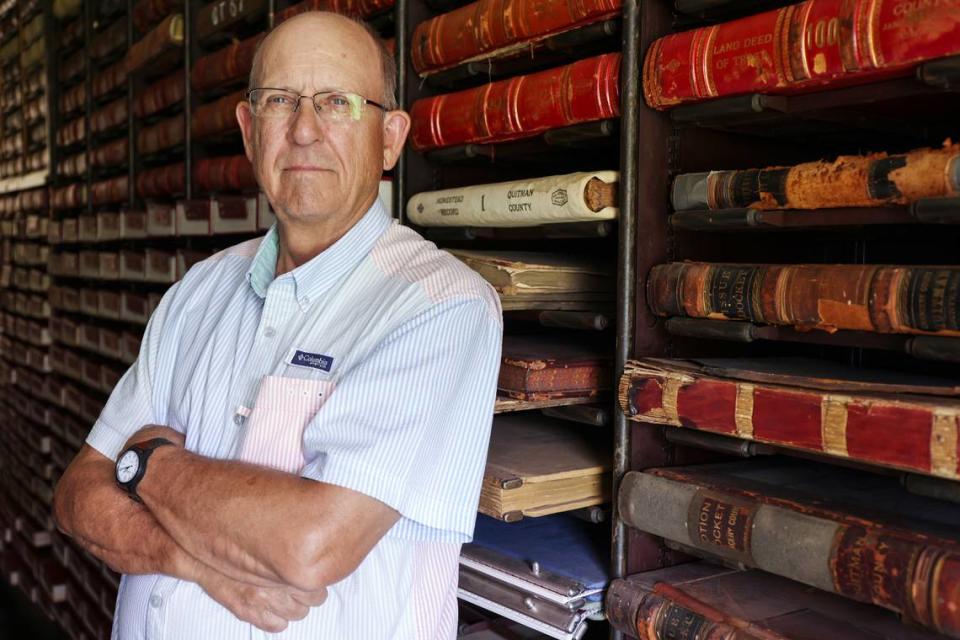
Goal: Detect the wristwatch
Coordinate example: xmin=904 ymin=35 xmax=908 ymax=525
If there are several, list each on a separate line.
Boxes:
xmin=115 ymin=437 xmax=175 ymax=503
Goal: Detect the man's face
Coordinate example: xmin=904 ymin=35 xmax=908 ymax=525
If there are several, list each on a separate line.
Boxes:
xmin=236 ymin=15 xmax=408 ymax=228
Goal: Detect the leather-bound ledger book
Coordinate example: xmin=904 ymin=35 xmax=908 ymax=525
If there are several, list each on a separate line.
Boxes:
xmin=134 ymin=70 xmax=186 ymax=118
xmin=407 ymin=171 xmax=618 ymax=227
xmin=91 ymin=176 xmax=129 ymax=205
xmin=673 ymin=141 xmax=960 ymax=212
xmin=481 ymin=413 xmax=610 ymax=521
xmin=410 ymin=53 xmax=620 ymax=152
xmin=450 ymin=250 xmax=614 ymax=304
xmin=191 ymin=33 xmax=264 ymax=92
xmin=621 ymin=357 xmax=960 ymax=480
xmin=647 ymin=262 xmax=960 ymax=337
xmin=607 ymin=562 xmax=944 ymax=640
xmin=500 ymin=334 xmax=612 ymax=400
xmin=412 ymin=0 xmax=621 ymax=75
xmin=138 ymin=115 xmax=185 ymax=155
xmin=90 ymin=97 xmax=127 ymax=135
xmin=125 ymin=13 xmax=184 ymax=74
xmin=644 ymin=0 xmax=960 ymax=110
xmin=91 ymin=138 xmax=128 ymax=169
xmin=191 ymin=90 xmax=244 ymax=139
xmin=195 ymin=0 xmax=267 ymax=39
xmin=193 ymin=156 xmax=257 ymax=193
xmin=276 ymin=0 xmax=394 ymax=23
xmin=136 ymin=163 xmax=186 ymax=198
xmin=132 ymin=0 xmax=181 ymax=33
xmin=90 ymin=19 xmax=127 ymax=62
xmin=619 ymin=459 xmax=960 ymax=638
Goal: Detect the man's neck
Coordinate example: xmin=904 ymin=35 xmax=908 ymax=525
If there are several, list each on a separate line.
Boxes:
xmin=273 ymin=203 xmax=371 ymax=277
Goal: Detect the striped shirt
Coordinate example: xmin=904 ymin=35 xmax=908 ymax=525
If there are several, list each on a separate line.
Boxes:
xmin=85 ymin=198 xmax=503 ymax=640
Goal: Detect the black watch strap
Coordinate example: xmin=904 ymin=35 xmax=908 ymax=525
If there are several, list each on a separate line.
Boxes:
xmin=117 ymin=437 xmax=175 ymax=502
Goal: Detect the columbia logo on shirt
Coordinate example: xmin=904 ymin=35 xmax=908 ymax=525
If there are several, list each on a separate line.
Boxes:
xmin=291 ymin=350 xmax=334 ymax=372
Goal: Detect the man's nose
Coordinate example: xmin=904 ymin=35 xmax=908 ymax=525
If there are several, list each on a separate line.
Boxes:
xmin=289 ymin=98 xmax=326 ymax=145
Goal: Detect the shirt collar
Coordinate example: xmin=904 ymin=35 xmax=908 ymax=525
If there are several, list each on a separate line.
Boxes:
xmin=245 ymin=198 xmax=392 ymax=310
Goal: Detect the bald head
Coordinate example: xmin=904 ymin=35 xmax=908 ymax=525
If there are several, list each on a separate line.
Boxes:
xmin=249 ymin=11 xmax=397 ymax=110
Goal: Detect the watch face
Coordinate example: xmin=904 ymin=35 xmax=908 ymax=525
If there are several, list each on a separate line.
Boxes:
xmin=117 ymin=450 xmax=140 ymax=484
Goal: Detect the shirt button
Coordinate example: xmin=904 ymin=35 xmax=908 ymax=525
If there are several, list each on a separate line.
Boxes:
xmin=149 ymin=594 xmax=162 ymax=608
xmin=233 ymin=414 xmax=244 ymax=425
xmin=302 ymin=296 xmax=310 ymax=305
xmin=263 ymin=327 xmax=276 ymax=338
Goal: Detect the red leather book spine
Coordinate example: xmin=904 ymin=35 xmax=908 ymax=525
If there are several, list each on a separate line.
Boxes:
xmin=622 ymin=365 xmax=960 ymax=480
xmin=136 ymin=163 xmax=185 ymax=198
xmin=357 ymin=0 xmax=394 ymax=17
xmin=645 ymin=0 xmax=960 ymax=109
xmin=193 ymin=156 xmax=257 ymax=193
xmin=410 ymin=52 xmax=620 ymax=151
xmin=413 ymin=0 xmax=621 ymax=74
xmin=192 ymin=34 xmax=263 ymax=91
xmin=133 ymin=0 xmax=180 ymax=33
xmin=192 ymin=90 xmax=244 ymax=139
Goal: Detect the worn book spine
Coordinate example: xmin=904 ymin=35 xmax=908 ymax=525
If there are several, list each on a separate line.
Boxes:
xmin=672 ymin=141 xmax=960 ymax=211
xmin=191 ymin=90 xmax=244 ymax=139
xmin=136 ymin=163 xmax=186 ymax=198
xmin=192 ymin=156 xmax=257 ymax=193
xmin=191 ymin=33 xmax=264 ymax=91
xmin=91 ymin=98 xmax=128 ymax=135
xmin=90 ymin=19 xmax=127 ymax=61
xmin=407 ymin=171 xmax=619 ymax=227
xmin=195 ymin=0 xmax=267 ymax=40
xmin=499 ymin=362 xmax=610 ymax=400
xmin=132 ymin=0 xmax=182 ymax=33
xmin=619 ymin=360 xmax=960 ymax=480
xmin=125 ymin=13 xmax=184 ymax=75
xmin=137 ymin=116 xmax=185 ymax=155
xmin=411 ymin=0 xmax=621 ymax=74
xmin=619 ymin=470 xmax=960 ymax=637
xmin=647 ymin=262 xmax=960 ymax=336
xmin=410 ymin=52 xmax=620 ymax=152
xmin=606 ymin=578 xmax=779 ymax=640
xmin=91 ymin=176 xmax=129 ymax=205
xmin=92 ymin=60 xmax=127 ymax=98
xmin=644 ymin=0 xmax=960 ymax=110
xmin=277 ymin=0 xmax=394 ymax=22
xmin=90 ymin=136 xmax=130 ymax=167
xmin=134 ymin=70 xmax=185 ymax=118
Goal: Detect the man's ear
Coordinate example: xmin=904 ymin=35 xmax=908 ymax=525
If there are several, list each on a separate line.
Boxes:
xmin=382 ymin=110 xmax=411 ymax=171
xmin=236 ymin=100 xmax=256 ymax=164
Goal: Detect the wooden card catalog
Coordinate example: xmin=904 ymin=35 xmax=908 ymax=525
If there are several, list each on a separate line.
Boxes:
xmin=212 ymin=194 xmax=257 ymax=234
xmin=120 ymin=209 xmax=148 ymax=239
xmin=146 ymin=201 xmax=176 ymax=237
xmin=144 ymin=249 xmax=176 ymax=283
xmin=175 ymin=198 xmax=212 ymax=236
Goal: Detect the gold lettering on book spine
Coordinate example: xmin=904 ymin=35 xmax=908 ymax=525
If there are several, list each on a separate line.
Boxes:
xmin=661 ymin=376 xmax=684 ymax=426
xmin=734 ymin=383 xmax=755 ymax=439
xmin=822 ymin=395 xmax=851 ymax=456
xmin=930 ymin=411 xmax=959 ymax=479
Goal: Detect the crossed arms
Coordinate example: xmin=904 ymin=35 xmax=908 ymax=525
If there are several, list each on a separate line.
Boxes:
xmin=52 ymin=427 xmax=399 ymax=632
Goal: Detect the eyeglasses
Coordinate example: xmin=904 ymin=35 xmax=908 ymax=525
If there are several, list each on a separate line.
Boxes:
xmin=246 ymin=88 xmax=387 ymax=122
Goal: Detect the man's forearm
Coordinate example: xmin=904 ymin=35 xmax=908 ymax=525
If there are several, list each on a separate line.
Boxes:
xmin=137 ymin=446 xmax=335 ymax=591
xmin=54 ymin=451 xmax=200 ymax=581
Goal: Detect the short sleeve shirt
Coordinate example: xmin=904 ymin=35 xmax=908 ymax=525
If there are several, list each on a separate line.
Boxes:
xmin=86 ymin=199 xmax=503 ymax=640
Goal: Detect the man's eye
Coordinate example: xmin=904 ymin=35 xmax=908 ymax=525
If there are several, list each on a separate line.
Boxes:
xmin=266 ymin=94 xmax=294 ymax=105
xmin=327 ymin=95 xmax=350 ymax=107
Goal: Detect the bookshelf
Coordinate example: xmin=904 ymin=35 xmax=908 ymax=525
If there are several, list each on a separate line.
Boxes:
xmin=611 ymin=1 xmax=960 ymax=639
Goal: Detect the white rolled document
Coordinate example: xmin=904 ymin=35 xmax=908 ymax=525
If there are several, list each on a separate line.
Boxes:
xmin=406 ymin=171 xmax=619 ymax=227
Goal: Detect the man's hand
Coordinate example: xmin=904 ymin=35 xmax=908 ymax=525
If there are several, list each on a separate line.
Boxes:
xmin=121 ymin=425 xmax=185 ymax=453
xmin=198 ymin=569 xmax=328 ymax=633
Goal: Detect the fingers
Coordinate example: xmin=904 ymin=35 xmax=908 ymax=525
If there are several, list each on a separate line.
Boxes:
xmin=289 ymin=586 xmax=328 ymax=608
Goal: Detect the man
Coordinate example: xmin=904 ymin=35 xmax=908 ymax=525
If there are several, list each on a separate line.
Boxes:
xmin=52 ymin=11 xmax=502 ymax=639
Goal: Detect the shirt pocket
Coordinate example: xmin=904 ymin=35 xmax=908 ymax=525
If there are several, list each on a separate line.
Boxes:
xmin=236 ymin=375 xmax=336 ymax=474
